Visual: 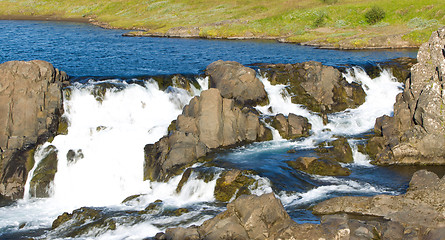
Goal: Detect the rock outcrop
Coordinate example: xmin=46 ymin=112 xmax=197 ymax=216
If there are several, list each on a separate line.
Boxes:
xmin=206 ymin=60 xmax=268 ymax=106
xmin=259 ymin=61 xmax=366 ymax=113
xmin=144 ymin=62 xmax=273 ymax=182
xmin=0 ymin=60 xmax=67 ymax=200
xmin=159 ymin=170 xmax=445 ymax=240
xmin=367 ymin=27 xmax=445 ymax=165
xmin=160 ymin=193 xmax=293 ymax=240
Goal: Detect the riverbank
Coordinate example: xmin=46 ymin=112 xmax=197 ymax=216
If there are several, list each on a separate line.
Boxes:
xmin=0 ymin=0 xmax=443 ymax=49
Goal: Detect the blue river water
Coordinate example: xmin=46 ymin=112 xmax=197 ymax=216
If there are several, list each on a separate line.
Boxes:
xmin=0 ymin=20 xmax=417 ymax=78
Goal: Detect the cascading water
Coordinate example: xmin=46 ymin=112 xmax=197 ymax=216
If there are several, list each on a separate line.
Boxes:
xmin=0 ymin=67 xmax=411 ymax=239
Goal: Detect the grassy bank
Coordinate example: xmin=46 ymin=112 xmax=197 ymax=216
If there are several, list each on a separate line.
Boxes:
xmin=0 ymin=0 xmax=444 ymax=48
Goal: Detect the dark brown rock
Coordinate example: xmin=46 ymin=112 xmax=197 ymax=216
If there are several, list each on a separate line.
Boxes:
xmin=316 ymin=136 xmax=354 ymax=164
xmin=0 ymin=60 xmax=67 ymax=200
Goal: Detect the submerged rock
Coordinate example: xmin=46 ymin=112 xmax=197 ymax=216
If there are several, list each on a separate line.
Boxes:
xmin=0 ymin=60 xmax=67 ymax=200
xmin=287 ymin=157 xmax=351 ymax=176
xmin=367 ymin=27 xmax=445 ymax=165
xmin=259 ymin=61 xmax=366 ymax=113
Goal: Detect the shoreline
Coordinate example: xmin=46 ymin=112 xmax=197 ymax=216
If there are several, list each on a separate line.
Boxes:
xmin=0 ymin=14 xmax=420 ymax=50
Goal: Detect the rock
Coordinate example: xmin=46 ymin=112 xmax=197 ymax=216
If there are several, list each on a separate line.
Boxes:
xmin=271 ymin=113 xmax=311 ymax=139
xmin=368 ymin=27 xmax=445 ymax=165
xmin=50 ymin=207 xmax=116 ymax=238
xmin=214 ymin=169 xmax=256 ymax=202
xmin=144 ymin=88 xmax=272 ymax=182
xmin=315 ymin=136 xmax=354 ymax=163
xmin=259 ymin=61 xmax=366 ymax=113
xmin=165 ymin=193 xmax=293 ymax=240
xmin=286 ymin=157 xmax=351 ymax=176
xmin=206 ymin=60 xmax=267 ymax=106
xmin=313 ymin=170 xmax=445 ymax=228
xmin=364 ymin=57 xmax=417 ymax=83
xmin=29 ymin=145 xmax=58 ymax=198
xmin=0 ymin=60 xmax=67 ymax=200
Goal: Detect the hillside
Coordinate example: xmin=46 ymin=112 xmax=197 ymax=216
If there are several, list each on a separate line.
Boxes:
xmin=0 ymin=0 xmax=444 ymax=49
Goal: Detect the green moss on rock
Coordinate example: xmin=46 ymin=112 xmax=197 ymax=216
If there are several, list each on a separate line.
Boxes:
xmin=214 ymin=169 xmax=256 ymax=202
xmin=29 ymin=145 xmax=58 ymax=198
xmin=287 ymin=157 xmax=351 ymax=176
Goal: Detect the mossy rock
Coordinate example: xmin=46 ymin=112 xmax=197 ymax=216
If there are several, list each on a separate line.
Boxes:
xmin=214 ymin=169 xmax=256 ymax=202
xmin=29 ymin=145 xmax=58 ymax=198
xmin=142 ymin=201 xmax=163 ymax=214
xmin=149 ymin=74 xmax=201 ymax=93
xmin=167 ymin=120 xmax=177 ymax=135
xmin=121 ymin=194 xmax=145 ymax=204
xmin=163 ymin=207 xmax=190 ymax=217
xmin=365 ymin=136 xmax=386 ymax=160
xmin=57 ymin=117 xmax=69 ymax=135
xmin=287 ymin=157 xmax=351 ymax=176
xmin=315 ymin=137 xmax=353 ymax=163
xmin=51 ymin=207 xmax=116 ymax=238
xmin=176 ymin=168 xmax=192 ymax=193
xmin=66 ymin=149 xmax=84 ymax=165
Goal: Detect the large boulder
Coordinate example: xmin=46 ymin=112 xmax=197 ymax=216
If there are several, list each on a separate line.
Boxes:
xmin=367 ymin=27 xmax=445 ymax=165
xmin=259 ymin=61 xmax=366 ymax=113
xmin=162 ymin=193 xmax=293 ymax=240
xmin=206 ymin=60 xmax=268 ymax=106
xmin=0 ymin=60 xmax=67 ymax=199
xmin=286 ymin=157 xmax=351 ymax=176
xmin=144 ymin=88 xmax=272 ymax=182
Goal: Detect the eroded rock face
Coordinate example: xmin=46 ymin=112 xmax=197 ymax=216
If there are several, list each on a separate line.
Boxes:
xmin=206 ymin=60 xmax=268 ymax=106
xmin=144 ymin=88 xmax=272 ymax=182
xmin=368 ymin=27 xmax=445 ymax=165
xmin=260 ymin=61 xmax=366 ymax=113
xmin=0 ymin=60 xmax=67 ymax=199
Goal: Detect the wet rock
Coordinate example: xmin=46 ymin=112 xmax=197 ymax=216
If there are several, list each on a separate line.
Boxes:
xmin=144 ymin=87 xmax=272 ymax=182
xmin=165 ymin=193 xmax=292 ymax=240
xmin=149 ymin=74 xmax=201 ymax=94
xmin=29 ymin=145 xmax=58 ymax=198
xmin=206 ymin=60 xmax=267 ymax=106
xmin=368 ymin=27 xmax=445 ymax=165
xmin=0 ymin=60 xmax=67 ymax=200
xmin=66 ymin=149 xmax=84 ymax=165
xmin=315 ymin=136 xmax=354 ymax=163
xmin=364 ymin=57 xmax=417 ymax=83
xmin=286 ymin=157 xmax=351 ymax=176
xmin=51 ymin=207 xmax=116 ymax=238
xmin=313 ymin=170 xmax=445 ymax=228
xmin=271 ymin=113 xmax=311 ymax=139
xmin=214 ymin=169 xmax=256 ymax=202
xmin=259 ymin=61 xmax=366 ymax=113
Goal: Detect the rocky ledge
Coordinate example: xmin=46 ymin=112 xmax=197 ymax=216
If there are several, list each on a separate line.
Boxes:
xmin=0 ymin=60 xmax=67 ymax=200
xmin=364 ymin=26 xmax=445 ymax=165
xmin=159 ymin=169 xmax=445 ymax=240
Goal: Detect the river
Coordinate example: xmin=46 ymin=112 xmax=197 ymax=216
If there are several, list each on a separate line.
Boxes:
xmin=0 ymin=20 xmax=430 ymax=239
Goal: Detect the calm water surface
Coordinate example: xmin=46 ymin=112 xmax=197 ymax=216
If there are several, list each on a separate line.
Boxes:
xmin=0 ymin=20 xmax=417 ymax=77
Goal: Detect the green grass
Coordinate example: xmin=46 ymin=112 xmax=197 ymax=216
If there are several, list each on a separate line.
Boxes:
xmin=0 ymin=0 xmax=444 ymax=47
